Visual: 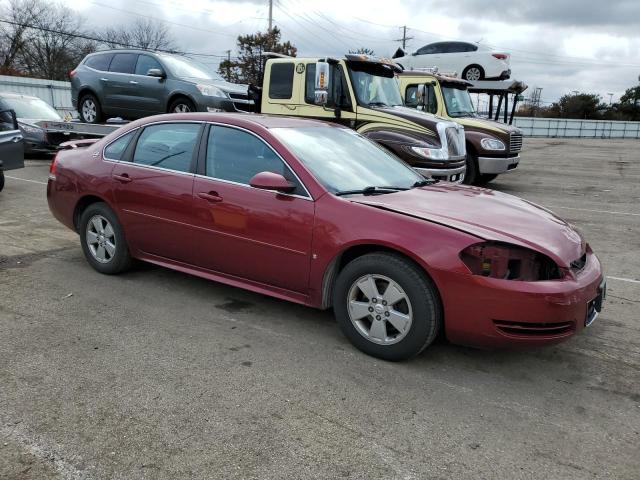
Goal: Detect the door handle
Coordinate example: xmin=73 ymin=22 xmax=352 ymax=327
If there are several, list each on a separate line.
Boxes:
xmin=100 ymin=78 xmax=109 ymax=82
xmin=197 ymin=191 xmax=223 ymax=202
xmin=113 ymin=173 xmax=132 ymax=183
xmin=129 ymin=80 xmax=138 ymax=85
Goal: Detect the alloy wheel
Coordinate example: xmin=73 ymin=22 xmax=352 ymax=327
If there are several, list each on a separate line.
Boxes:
xmin=347 ymin=274 xmax=413 ymax=345
xmin=174 ymin=104 xmax=191 ymax=113
xmin=86 ymin=215 xmax=116 ymax=264
xmin=465 ymin=67 xmax=482 ymax=81
xmin=82 ymin=99 xmax=96 ymax=122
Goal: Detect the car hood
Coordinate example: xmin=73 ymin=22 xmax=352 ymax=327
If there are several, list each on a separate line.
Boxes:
xmin=350 ymin=184 xmax=584 ymax=266
xmin=181 ymin=77 xmax=249 ymax=95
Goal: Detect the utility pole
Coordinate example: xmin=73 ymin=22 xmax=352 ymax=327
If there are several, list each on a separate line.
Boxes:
xmin=268 ymin=0 xmax=273 ymax=31
xmin=226 ymin=50 xmax=231 ymax=82
xmin=607 ymin=92 xmax=613 ymax=105
xmin=394 ymin=26 xmax=414 ymax=51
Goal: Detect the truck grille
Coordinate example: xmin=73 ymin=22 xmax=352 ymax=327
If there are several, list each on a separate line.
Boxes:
xmin=510 ymin=132 xmax=523 ymax=152
xmin=445 ymin=126 xmax=465 ymax=158
xmin=229 ymin=92 xmax=254 ymax=112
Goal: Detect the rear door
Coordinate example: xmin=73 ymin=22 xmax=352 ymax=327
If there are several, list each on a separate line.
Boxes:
xmin=0 ymin=109 xmax=24 ymax=172
xmin=110 ymin=121 xmax=203 ymax=264
xmin=104 ymin=53 xmax=138 ymax=115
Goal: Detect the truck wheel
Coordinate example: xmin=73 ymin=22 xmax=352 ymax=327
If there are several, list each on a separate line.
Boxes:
xmin=79 ymin=202 xmax=132 ymax=275
xmin=477 ymin=174 xmax=497 ymax=185
xmin=332 ymin=253 xmax=441 ymax=361
xmin=169 ymin=98 xmax=196 ymax=113
xmin=0 ymin=171 xmax=4 ymax=192
xmin=462 ymin=152 xmax=479 ymax=185
xmin=79 ymin=94 xmax=104 ymax=123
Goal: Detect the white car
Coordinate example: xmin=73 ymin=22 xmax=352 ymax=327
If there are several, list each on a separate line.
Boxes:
xmin=393 ymin=42 xmax=511 ymax=81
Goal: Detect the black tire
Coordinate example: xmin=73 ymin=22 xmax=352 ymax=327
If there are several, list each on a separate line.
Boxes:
xmin=462 ymin=65 xmax=484 ymax=81
xmin=79 ymin=202 xmax=131 ymax=274
xmin=477 ymin=174 xmax=498 ymax=185
xmin=462 ymin=152 xmax=479 ymax=185
xmin=332 ymin=253 xmax=442 ymax=361
xmin=168 ymin=97 xmax=196 ymax=113
xmin=78 ymin=93 xmax=104 ymax=124
xmin=0 ymin=171 xmax=4 ymax=192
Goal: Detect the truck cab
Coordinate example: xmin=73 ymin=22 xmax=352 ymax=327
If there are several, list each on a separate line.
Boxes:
xmin=398 ymin=71 xmax=523 ymax=185
xmin=254 ymin=55 xmax=466 ymax=182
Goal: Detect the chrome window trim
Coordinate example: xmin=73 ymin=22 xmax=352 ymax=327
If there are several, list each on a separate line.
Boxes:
xmin=102 ymin=127 xmax=140 ymax=162
xmin=201 ymin=121 xmax=314 ymax=201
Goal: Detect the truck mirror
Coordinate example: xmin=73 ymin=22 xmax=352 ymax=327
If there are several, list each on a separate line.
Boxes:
xmin=314 ymin=61 xmax=330 ymax=106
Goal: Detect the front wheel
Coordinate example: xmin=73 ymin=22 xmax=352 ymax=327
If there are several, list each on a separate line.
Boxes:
xmin=333 ymin=253 xmax=441 ymax=361
xmin=169 ymin=97 xmax=196 ymax=113
xmin=477 ymin=174 xmax=498 ymax=185
xmin=462 ymin=152 xmax=479 ymax=185
xmin=0 ymin=171 xmax=4 ymax=192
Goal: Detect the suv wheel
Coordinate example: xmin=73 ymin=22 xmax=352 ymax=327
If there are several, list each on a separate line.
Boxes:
xmin=169 ymin=98 xmax=196 ymax=113
xmin=333 ymin=253 xmax=441 ymax=361
xmin=79 ymin=94 xmax=103 ymax=124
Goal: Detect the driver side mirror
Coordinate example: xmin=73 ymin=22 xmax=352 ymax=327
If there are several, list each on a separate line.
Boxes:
xmin=313 ymin=61 xmax=330 ymax=106
xmin=147 ymin=68 xmax=166 ymax=78
xmin=249 ymin=171 xmax=296 ymax=193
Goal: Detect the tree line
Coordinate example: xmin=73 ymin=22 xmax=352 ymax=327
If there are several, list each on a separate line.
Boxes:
xmin=0 ymin=0 xmax=176 ymax=80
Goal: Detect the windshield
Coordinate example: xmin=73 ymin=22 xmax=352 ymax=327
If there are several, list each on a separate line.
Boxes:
xmin=442 ymin=85 xmax=475 ymax=117
xmin=159 ymin=55 xmax=223 ymax=81
xmin=271 ymin=126 xmax=423 ymax=194
xmin=2 ymin=96 xmax=61 ymax=120
xmin=347 ymin=63 xmax=403 ymax=107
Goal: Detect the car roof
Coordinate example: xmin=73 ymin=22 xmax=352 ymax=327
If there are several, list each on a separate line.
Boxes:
xmin=87 ymin=49 xmax=163 ymax=56
xmin=125 ymin=112 xmax=344 ymax=130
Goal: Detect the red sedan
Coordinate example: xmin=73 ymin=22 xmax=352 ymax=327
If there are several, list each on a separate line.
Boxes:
xmin=47 ymin=113 xmax=605 ymax=360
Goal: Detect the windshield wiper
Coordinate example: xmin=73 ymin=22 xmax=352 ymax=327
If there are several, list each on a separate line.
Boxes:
xmin=412 ymin=179 xmax=437 ymax=188
xmin=366 ymin=102 xmax=391 ymax=107
xmin=335 ymin=186 xmax=408 ymax=196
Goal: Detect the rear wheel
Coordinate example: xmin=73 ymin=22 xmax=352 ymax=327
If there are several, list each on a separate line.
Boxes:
xmin=169 ymin=97 xmax=196 ymax=113
xmin=333 ymin=253 xmax=441 ymax=361
xmin=79 ymin=94 xmax=103 ymax=123
xmin=462 ymin=65 xmax=484 ymax=81
xmin=79 ymin=202 xmax=131 ymax=274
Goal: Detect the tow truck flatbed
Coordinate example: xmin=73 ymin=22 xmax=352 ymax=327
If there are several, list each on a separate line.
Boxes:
xmin=35 ymin=120 xmax=127 ymax=137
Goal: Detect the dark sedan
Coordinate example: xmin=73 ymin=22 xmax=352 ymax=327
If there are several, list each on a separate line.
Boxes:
xmin=47 ymin=113 xmax=605 ymax=360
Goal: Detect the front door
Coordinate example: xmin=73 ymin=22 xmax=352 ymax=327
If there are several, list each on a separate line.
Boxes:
xmin=127 ymin=54 xmax=167 ymax=114
xmin=110 ymin=121 xmax=203 ymax=264
xmin=191 ymin=124 xmax=314 ymax=293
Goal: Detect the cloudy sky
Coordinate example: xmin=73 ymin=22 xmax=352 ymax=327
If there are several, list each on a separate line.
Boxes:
xmin=69 ymin=0 xmax=640 ymax=104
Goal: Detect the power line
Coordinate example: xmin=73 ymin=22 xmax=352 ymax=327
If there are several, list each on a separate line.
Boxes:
xmin=0 ymin=18 xmax=234 ymax=59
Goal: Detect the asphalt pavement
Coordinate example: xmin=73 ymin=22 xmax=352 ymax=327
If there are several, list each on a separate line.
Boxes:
xmin=1 ymin=138 xmax=639 ymax=479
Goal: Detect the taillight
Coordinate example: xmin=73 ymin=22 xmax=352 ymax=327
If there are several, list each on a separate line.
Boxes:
xmin=460 ymin=242 xmax=561 ymax=281
xmin=49 ymin=153 xmax=58 ymax=180
xmin=492 ymin=53 xmax=508 ymax=60
xmin=69 ymin=69 xmax=76 ymax=78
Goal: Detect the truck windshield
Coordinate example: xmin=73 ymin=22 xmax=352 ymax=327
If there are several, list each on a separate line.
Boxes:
xmin=347 ymin=63 xmax=403 ymax=107
xmin=442 ymin=85 xmax=475 ymax=117
xmin=271 ymin=126 xmax=423 ymax=194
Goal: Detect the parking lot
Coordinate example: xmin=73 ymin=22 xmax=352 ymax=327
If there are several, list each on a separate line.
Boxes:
xmin=1 ymin=137 xmax=639 ymax=479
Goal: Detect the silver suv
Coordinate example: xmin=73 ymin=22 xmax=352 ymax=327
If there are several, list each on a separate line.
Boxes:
xmin=70 ymin=49 xmax=252 ymax=123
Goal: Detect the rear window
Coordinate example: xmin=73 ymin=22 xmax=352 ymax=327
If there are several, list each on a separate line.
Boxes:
xmin=84 ymin=53 xmax=113 ymax=71
xmin=269 ymin=63 xmax=294 ymax=99
xmin=109 ymin=54 xmax=137 ymax=74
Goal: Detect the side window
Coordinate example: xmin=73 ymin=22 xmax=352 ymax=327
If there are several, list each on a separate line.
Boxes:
xmin=205 ymin=126 xmax=305 ymax=195
xmin=269 ymin=63 xmax=294 ymax=99
xmin=404 ymin=84 xmax=437 ymax=114
xmin=85 ymin=53 xmax=113 ymax=71
xmin=104 ymin=130 xmax=136 ymax=160
xmin=304 ymin=63 xmax=351 ymax=108
xmin=109 ymin=53 xmax=137 ymax=74
xmin=132 ymin=123 xmax=201 ymax=172
xmin=135 ymin=55 xmax=162 ymax=76
xmin=417 ymin=44 xmax=437 ymax=55
xmin=463 ymin=43 xmax=478 ymax=52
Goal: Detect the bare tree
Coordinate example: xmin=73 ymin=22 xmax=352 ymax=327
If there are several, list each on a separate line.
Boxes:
xmin=17 ymin=2 xmax=95 ymax=80
xmin=0 ymin=0 xmax=46 ymax=74
xmin=101 ymin=18 xmax=176 ymax=51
